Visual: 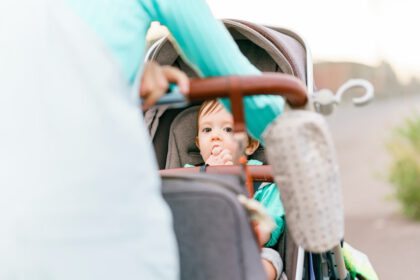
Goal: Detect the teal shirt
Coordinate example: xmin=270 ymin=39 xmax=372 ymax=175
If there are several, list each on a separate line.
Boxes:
xmin=185 ymin=160 xmax=285 ymax=247
xmin=65 ymin=0 xmax=284 ymax=143
xmin=248 ymin=159 xmax=285 ymax=247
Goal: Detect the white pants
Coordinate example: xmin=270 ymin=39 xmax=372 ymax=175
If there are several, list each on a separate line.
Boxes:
xmin=0 ymin=0 xmax=178 ymax=279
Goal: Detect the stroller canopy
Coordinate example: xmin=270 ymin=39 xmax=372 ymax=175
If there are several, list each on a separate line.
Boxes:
xmin=147 ymin=19 xmax=309 ymax=83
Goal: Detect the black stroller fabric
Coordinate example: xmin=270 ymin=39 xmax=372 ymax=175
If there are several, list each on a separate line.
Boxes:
xmin=161 ymin=173 xmax=267 ymax=280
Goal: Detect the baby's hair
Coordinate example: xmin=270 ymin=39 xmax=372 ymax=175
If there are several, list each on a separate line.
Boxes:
xmin=196 ymin=100 xmax=223 ymax=134
xmin=198 ymin=100 xmax=223 ymax=119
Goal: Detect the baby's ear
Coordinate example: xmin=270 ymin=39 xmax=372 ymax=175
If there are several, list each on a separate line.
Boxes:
xmin=195 ymin=136 xmax=200 ymax=149
xmin=245 ymin=137 xmax=260 ymax=156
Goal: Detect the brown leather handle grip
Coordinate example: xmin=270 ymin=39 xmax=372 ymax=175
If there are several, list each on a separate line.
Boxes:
xmin=188 ymin=73 xmax=308 ymax=108
xmin=159 ymin=165 xmax=274 ymax=182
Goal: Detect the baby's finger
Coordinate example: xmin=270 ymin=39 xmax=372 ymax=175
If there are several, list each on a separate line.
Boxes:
xmin=206 ymin=155 xmax=221 ymax=166
xmin=219 ymin=149 xmax=232 ymax=157
xmin=219 ymin=149 xmax=232 ymax=161
xmin=211 ymin=146 xmax=222 ymax=155
xmin=222 ymin=153 xmax=233 ymax=164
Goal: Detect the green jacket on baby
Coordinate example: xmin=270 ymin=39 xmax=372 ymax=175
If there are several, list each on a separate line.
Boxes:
xmin=185 ymin=159 xmax=285 ymax=247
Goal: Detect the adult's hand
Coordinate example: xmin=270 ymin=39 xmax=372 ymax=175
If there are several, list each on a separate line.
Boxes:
xmin=140 ymin=61 xmax=189 ymax=110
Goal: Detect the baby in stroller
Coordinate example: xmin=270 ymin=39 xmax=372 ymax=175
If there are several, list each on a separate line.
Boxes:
xmin=186 ymin=99 xmax=286 ymax=280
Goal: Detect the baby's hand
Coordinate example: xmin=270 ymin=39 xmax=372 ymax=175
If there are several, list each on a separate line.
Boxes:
xmin=238 ymin=195 xmax=276 ymax=246
xmin=205 ymin=146 xmax=233 ymax=165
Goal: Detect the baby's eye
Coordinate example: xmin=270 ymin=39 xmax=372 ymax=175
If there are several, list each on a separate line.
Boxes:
xmin=202 ymin=127 xmax=212 ymax=133
xmin=223 ymin=127 xmax=233 ymax=133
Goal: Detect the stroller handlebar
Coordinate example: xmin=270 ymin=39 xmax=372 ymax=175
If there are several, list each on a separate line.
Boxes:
xmin=188 ymin=73 xmax=308 ymax=108
xmin=159 ymin=165 xmax=274 ymax=182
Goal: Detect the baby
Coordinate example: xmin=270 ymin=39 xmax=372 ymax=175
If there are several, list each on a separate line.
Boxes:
xmin=191 ymin=99 xmax=286 ymax=280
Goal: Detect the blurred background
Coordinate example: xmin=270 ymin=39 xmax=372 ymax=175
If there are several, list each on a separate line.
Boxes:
xmin=207 ymin=1 xmax=420 ymax=278
xmin=150 ymin=1 xmax=420 ymax=278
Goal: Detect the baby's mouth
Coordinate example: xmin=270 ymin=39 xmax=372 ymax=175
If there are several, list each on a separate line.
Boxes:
xmin=211 ymin=144 xmax=222 ymax=154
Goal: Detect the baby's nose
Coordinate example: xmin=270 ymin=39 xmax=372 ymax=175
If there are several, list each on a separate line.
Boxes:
xmin=210 ymin=130 xmax=222 ymax=140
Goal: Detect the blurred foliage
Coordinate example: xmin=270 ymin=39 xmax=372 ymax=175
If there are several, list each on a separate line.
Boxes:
xmin=388 ymin=116 xmax=420 ymax=221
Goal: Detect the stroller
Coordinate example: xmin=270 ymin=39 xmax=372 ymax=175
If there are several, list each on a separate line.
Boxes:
xmin=145 ymin=19 xmax=373 ymax=280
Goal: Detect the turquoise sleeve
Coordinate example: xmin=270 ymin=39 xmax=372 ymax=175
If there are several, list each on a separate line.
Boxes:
xmin=144 ymin=0 xmax=285 ymax=144
xmin=254 ymin=183 xmax=285 ymax=247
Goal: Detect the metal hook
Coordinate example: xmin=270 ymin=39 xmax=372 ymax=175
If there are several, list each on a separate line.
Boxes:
xmin=335 ymin=79 xmax=374 ymax=106
xmin=313 ymin=79 xmax=375 ymax=115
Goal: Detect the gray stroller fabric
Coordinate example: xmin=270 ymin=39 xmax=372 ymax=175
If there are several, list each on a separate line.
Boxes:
xmin=161 ymin=173 xmax=267 ymax=280
xmin=144 ymin=105 xmax=170 ymax=137
xmin=165 ymin=106 xmax=203 ymax=168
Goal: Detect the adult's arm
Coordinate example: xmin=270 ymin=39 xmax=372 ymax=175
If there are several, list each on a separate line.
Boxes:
xmin=142 ymin=0 xmax=285 ymax=144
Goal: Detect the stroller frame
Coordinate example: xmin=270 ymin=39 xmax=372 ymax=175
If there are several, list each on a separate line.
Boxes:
xmin=145 ymin=19 xmax=350 ymax=280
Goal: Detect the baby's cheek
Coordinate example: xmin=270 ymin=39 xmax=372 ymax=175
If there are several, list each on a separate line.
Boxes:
xmin=228 ymin=143 xmax=239 ymax=155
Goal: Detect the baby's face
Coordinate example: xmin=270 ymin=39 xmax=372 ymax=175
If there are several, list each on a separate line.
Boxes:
xmin=196 ymin=106 xmax=238 ymax=162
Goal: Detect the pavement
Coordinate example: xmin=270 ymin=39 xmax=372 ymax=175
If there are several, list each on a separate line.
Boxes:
xmin=326 ymin=94 xmax=420 ymax=279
